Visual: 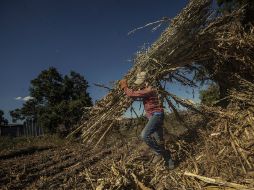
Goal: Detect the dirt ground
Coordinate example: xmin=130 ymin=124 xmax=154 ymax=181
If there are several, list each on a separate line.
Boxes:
xmin=0 ymin=135 xmax=155 ymax=190
xmin=0 ymin=114 xmax=205 ymax=190
xmin=0 ymin=138 xmax=119 ymax=189
xmin=2 ymin=112 xmax=252 ymax=190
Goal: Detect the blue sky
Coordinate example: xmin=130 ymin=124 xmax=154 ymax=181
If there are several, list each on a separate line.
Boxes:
xmin=0 ymin=0 xmax=207 ymax=121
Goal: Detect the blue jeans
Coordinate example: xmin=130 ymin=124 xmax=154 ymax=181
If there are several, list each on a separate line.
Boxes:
xmin=140 ymin=113 xmax=166 ymax=155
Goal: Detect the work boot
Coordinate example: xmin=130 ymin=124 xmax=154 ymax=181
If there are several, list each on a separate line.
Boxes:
xmin=165 ymin=158 xmax=174 ymax=169
xmin=162 ymin=150 xmax=174 ymax=169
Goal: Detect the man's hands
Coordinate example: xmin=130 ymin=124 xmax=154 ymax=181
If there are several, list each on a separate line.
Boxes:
xmin=119 ymin=79 xmax=127 ymax=89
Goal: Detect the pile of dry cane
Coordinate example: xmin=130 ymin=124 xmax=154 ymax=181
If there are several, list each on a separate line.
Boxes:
xmin=69 ymin=0 xmax=254 ymax=189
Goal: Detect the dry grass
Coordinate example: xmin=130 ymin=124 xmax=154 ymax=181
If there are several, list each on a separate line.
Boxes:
xmin=66 ymin=0 xmax=254 ymax=189
xmin=1 ymin=0 xmax=253 ymax=189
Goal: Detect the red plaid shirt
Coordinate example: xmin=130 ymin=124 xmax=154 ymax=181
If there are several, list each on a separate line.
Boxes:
xmin=123 ymin=86 xmax=164 ymax=118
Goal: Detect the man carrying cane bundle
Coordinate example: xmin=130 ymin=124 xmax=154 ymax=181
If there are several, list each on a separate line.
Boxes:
xmin=119 ymin=71 xmax=174 ymax=169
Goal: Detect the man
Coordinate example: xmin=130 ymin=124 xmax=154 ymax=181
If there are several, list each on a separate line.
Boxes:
xmin=119 ymin=71 xmax=174 ymax=169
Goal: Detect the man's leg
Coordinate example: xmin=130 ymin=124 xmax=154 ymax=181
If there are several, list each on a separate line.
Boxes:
xmin=140 ymin=115 xmax=165 ymax=155
xmin=155 ymin=125 xmax=174 ymax=169
xmin=153 ymin=123 xmax=164 ymax=147
xmin=141 ymin=115 xmax=174 ymax=168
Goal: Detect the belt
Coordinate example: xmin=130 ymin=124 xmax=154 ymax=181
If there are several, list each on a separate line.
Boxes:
xmin=152 ymin=112 xmax=164 ymax=116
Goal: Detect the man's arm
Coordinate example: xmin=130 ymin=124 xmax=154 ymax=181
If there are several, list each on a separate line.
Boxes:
xmin=119 ymin=79 xmax=153 ymax=98
xmin=123 ymin=87 xmax=153 ymax=98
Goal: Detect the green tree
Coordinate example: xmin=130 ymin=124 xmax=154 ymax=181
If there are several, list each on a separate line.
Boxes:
xmin=10 ymin=67 xmax=92 ymax=135
xmin=192 ymin=61 xmax=231 ymax=107
xmin=200 ymin=84 xmax=220 ymax=106
xmin=0 ymin=110 xmax=8 ymax=125
xmin=30 ymin=67 xmax=63 ymax=106
xmin=10 ymin=108 xmax=24 ymax=123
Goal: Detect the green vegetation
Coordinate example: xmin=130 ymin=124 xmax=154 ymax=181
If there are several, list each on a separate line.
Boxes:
xmin=0 ymin=110 xmax=8 ymax=125
xmin=10 ymin=67 xmax=92 ymax=135
xmin=199 ymin=84 xmax=220 ymax=106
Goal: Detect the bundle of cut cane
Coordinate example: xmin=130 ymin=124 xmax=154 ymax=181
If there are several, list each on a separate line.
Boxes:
xmin=67 ymin=0 xmax=254 ymax=187
xmin=67 ymin=0 xmax=211 ymax=145
xmin=69 ymin=0 xmax=253 ymax=147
